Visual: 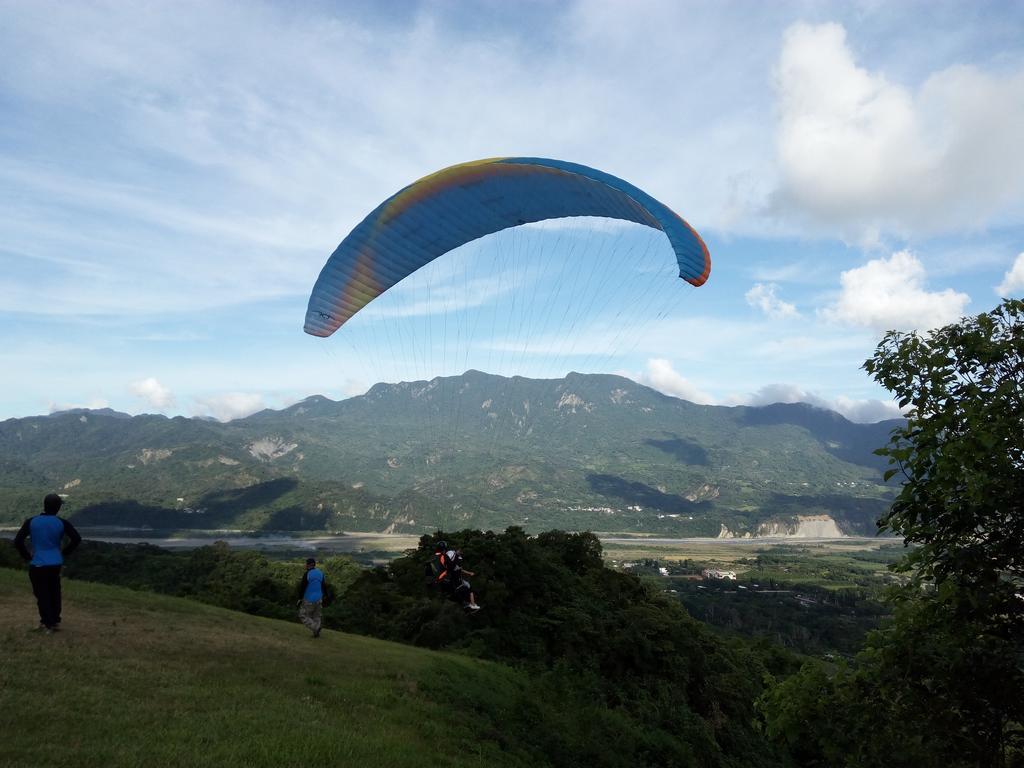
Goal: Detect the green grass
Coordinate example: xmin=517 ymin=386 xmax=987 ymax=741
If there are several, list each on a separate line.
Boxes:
xmin=601 ymin=538 xmax=896 ymax=571
xmin=736 ymin=547 xmax=904 ymax=591
xmin=0 ymin=568 xmax=532 ymax=768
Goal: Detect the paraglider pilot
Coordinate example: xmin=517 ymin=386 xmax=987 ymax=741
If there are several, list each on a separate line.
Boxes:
xmin=434 ymin=541 xmax=481 ymax=611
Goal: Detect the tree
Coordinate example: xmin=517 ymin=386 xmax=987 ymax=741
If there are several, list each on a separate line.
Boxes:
xmin=762 ymin=301 xmax=1024 ymax=768
xmin=761 ymin=592 xmax=1024 ymax=768
xmin=864 ymin=298 xmax=1024 ymax=589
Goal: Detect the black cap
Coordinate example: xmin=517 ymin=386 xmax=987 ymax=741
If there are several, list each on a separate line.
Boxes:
xmin=43 ymin=493 xmax=63 ymax=514
xmin=306 ymin=557 xmax=316 ymax=565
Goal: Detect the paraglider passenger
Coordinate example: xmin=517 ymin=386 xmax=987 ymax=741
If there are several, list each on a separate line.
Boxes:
xmin=296 ymin=557 xmax=327 ymax=638
xmin=450 ymin=548 xmax=481 ymax=611
xmin=13 ymin=493 xmax=82 ymax=633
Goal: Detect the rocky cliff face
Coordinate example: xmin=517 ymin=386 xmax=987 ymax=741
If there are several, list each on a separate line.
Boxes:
xmin=718 ymin=514 xmax=847 ymax=539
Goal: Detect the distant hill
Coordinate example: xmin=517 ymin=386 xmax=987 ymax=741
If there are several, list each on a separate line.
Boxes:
xmin=0 ymin=371 xmax=900 ymax=535
xmin=48 ymin=407 xmax=134 ymax=419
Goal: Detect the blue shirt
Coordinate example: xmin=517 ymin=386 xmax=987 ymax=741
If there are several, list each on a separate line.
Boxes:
xmin=303 ymin=568 xmax=324 ymax=602
xmin=15 ymin=515 xmax=79 ymax=566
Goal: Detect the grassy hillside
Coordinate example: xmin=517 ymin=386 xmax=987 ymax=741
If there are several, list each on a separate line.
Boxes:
xmin=0 ymin=568 xmax=533 ymax=768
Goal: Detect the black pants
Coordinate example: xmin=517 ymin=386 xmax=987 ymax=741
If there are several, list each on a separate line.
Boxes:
xmin=28 ymin=565 xmax=62 ymax=628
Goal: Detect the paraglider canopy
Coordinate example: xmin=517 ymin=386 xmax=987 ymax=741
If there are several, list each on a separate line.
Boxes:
xmin=304 ymin=157 xmax=710 ymax=337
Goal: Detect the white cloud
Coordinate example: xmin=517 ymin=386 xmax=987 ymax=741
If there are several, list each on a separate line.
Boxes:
xmin=523 ymin=217 xmax=639 ymax=234
xmin=997 ymin=252 xmax=1024 ymax=295
xmin=738 ymin=383 xmax=827 ymax=409
xmin=638 ymin=359 xmax=716 ymax=405
xmin=1 ymin=3 xmax=1020 ymax=421
xmin=339 ymin=380 xmax=370 ymax=399
xmin=730 ymin=383 xmax=902 ymax=423
xmin=361 ymin=272 xmax=522 ymax=320
xmin=749 ymin=333 xmax=872 ymax=361
xmin=130 ymin=377 xmax=176 ymax=410
xmin=635 ymin=363 xmax=901 ymax=423
xmin=832 ymin=395 xmax=904 ymax=423
xmin=0 ymin=0 xmax=782 ymax=330
xmin=190 ymin=393 xmax=266 ymax=422
xmin=774 ymin=22 xmax=1024 ymax=236
xmin=2 ymin=6 xmax=1019 ymax=332
xmin=745 ymin=282 xmax=799 ymax=319
xmin=749 ymin=260 xmax=833 ymax=285
xmin=47 ymin=398 xmax=110 ymax=414
xmin=821 ymin=250 xmax=970 ymax=332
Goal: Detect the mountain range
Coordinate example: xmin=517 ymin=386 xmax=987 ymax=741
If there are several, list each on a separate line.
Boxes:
xmin=0 ymin=371 xmax=900 ymax=535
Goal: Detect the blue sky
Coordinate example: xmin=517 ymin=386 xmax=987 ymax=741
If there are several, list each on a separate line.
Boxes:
xmin=1 ymin=0 xmax=1023 ymax=422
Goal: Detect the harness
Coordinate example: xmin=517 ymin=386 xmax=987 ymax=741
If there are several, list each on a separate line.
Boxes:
xmin=427 ymin=551 xmax=454 ymax=589
xmin=435 ymin=551 xmax=451 ymax=584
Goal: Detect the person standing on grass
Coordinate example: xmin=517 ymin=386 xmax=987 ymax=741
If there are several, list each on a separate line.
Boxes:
xmin=13 ymin=493 xmax=82 ymax=633
xmin=296 ymin=557 xmax=327 ymax=638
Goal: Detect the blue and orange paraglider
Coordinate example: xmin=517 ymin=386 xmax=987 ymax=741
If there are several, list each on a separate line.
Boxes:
xmin=304 ymin=157 xmax=710 ymax=337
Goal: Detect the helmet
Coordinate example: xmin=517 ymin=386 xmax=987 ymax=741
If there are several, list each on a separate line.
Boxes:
xmin=435 ymin=540 xmax=448 ymax=552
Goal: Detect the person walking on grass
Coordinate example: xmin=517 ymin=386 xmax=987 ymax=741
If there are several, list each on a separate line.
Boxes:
xmin=296 ymin=557 xmax=328 ymax=638
xmin=13 ymin=493 xmax=82 ymax=633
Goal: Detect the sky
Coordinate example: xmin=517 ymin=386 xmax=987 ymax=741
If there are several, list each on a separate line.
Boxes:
xmin=2 ymin=0 xmax=1023 ymax=423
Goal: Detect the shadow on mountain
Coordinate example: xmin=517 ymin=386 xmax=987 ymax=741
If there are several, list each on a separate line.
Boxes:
xmin=196 ymin=477 xmax=299 ymax=513
xmin=644 ymin=434 xmax=708 ymax=465
xmin=71 ymin=500 xmax=215 ymax=528
xmin=70 ymin=478 xmax=302 ymax=529
xmin=587 ymin=473 xmax=706 ymax=515
xmin=266 ymin=504 xmax=330 ymax=530
xmin=739 ymin=403 xmax=901 ymax=474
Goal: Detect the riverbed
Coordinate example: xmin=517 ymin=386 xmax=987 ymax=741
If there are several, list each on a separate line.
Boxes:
xmin=55 ymin=529 xmax=892 ymax=559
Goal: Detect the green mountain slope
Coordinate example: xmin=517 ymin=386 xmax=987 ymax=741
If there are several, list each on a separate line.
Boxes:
xmin=0 ymin=371 xmax=900 ymax=534
xmin=0 ymin=568 xmax=537 ymax=768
